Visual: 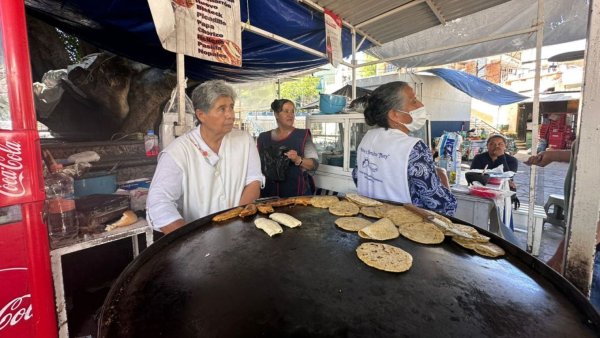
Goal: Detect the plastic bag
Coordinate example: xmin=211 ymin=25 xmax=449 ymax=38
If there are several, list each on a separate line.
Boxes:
xmin=260 ymin=145 xmax=291 ymax=182
xmin=32 ymin=69 xmax=68 ymax=118
xmin=438 ymin=132 xmax=463 ymax=184
xmin=68 ymin=151 xmax=100 ymax=163
xmin=61 ymin=162 xmax=92 ymax=178
xmin=468 ymin=182 xmax=514 ymax=203
xmin=160 ymin=84 xmax=195 ymax=149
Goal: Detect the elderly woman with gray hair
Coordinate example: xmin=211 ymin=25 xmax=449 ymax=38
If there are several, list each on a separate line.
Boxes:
xmin=355 ymin=81 xmax=457 ymax=215
xmin=147 ymin=80 xmax=263 ymax=234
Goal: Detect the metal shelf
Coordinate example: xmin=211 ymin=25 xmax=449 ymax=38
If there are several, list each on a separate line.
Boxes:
xmin=50 ymin=219 xmax=153 ymax=338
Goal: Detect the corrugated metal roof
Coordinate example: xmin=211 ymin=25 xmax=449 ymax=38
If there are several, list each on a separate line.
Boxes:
xmin=308 ymin=0 xmax=511 ymax=44
xmin=521 ymin=92 xmax=581 ymax=103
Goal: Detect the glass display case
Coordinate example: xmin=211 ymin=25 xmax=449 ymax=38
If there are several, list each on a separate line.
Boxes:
xmin=307 ymin=113 xmax=374 ymax=193
xmin=308 ymin=113 xmax=375 ymax=172
xmin=311 ymin=119 xmax=345 ymax=168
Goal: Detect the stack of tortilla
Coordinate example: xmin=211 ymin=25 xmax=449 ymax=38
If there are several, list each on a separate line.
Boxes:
xmin=249 ymin=193 xmax=505 ymax=273
xmin=332 ymin=194 xmax=506 ymax=272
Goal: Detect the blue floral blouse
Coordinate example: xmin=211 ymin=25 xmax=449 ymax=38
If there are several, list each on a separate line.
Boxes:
xmin=352 ymin=140 xmax=457 ymax=216
xmin=408 ymin=141 xmax=457 ymax=216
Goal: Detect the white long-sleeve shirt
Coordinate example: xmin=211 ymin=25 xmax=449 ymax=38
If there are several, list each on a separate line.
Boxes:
xmin=146 ymin=127 xmax=263 ymax=231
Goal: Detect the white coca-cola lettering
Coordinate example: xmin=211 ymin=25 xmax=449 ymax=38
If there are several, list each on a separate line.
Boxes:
xmin=2 ymin=168 xmax=18 ymax=185
xmin=0 ymin=140 xmax=25 ymax=198
xmin=0 ymin=294 xmax=33 ymax=331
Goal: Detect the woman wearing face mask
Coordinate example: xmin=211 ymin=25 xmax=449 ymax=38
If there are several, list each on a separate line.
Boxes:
xmin=355 ymin=81 xmax=457 ymax=215
xmin=257 ymin=99 xmax=319 ymax=198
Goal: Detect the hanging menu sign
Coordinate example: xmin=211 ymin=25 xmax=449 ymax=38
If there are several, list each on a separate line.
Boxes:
xmin=148 ymin=0 xmax=242 ymax=66
xmin=324 ymin=9 xmax=342 ymax=67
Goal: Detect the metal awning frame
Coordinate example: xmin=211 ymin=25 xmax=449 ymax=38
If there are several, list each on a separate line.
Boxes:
xmin=224 ymin=1 xmax=538 ymax=102
xmin=172 ymin=0 xmax=599 ymax=294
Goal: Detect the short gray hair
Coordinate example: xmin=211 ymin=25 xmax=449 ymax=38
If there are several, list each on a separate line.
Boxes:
xmin=191 ymin=80 xmax=237 ymax=112
xmin=363 ymin=81 xmax=410 ymax=128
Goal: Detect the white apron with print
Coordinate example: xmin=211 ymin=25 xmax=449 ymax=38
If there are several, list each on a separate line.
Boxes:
xmin=167 ymin=128 xmax=250 ymax=223
xmin=356 ymin=128 xmax=419 ymax=203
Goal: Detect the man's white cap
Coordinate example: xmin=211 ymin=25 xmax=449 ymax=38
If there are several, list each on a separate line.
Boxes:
xmin=486 ymin=133 xmax=507 ymax=145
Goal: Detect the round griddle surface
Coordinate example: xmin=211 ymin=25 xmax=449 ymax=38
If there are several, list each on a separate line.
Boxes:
xmin=100 ymin=205 xmax=599 ymax=337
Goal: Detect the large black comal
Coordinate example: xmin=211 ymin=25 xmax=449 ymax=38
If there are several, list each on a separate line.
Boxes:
xmin=99 ymin=203 xmax=600 ymax=337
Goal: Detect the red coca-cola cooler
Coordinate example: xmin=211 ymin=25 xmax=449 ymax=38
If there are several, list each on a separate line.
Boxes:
xmin=0 ymin=1 xmax=57 ymax=337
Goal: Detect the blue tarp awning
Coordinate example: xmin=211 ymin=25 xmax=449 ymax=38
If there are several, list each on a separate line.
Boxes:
xmin=423 ymin=68 xmax=528 ymax=105
xmin=25 ymin=0 xmax=371 ymax=83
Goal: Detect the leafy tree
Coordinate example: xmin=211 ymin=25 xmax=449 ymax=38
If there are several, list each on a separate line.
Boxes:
xmin=280 ymin=76 xmax=320 ymax=107
xmin=359 ymin=54 xmax=378 ymax=78
xmin=56 ymin=28 xmax=82 ymax=63
xmin=235 ymin=82 xmax=277 ymax=112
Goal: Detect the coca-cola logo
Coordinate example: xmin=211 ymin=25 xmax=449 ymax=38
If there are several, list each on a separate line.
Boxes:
xmin=0 ymin=294 xmax=32 ymax=331
xmin=0 ymin=268 xmax=33 ymax=332
xmin=0 ymin=140 xmax=25 ymax=198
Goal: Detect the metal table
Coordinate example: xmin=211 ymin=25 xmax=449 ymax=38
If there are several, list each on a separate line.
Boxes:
xmin=50 ymin=219 xmax=153 ymax=338
xmin=453 ymin=186 xmax=519 ymax=247
xmin=453 ymin=189 xmax=502 ymax=233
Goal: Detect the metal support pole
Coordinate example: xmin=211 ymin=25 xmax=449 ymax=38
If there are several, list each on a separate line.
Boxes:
xmin=526 ymin=0 xmax=543 ymax=253
xmin=351 ymin=28 xmax=357 ymax=100
xmin=563 ymin=0 xmax=600 ymax=294
xmin=277 ymin=79 xmax=281 ymax=99
xmin=174 ymin=12 xmax=188 ymax=136
xmin=298 ymin=0 xmax=381 ymax=46
xmin=356 ymin=36 xmax=367 ymax=51
xmin=174 ymin=53 xmax=187 ymax=136
xmin=241 ymin=22 xmax=351 ymax=68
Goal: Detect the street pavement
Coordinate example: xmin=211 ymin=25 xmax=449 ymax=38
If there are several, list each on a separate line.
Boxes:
xmin=511 ymin=150 xmax=569 ymax=261
xmin=512 ymin=150 xmax=569 ymax=206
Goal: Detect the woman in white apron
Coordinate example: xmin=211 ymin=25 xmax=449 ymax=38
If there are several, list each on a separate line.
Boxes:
xmin=355 ymin=81 xmax=457 ymax=215
xmin=147 ymin=80 xmax=263 ymax=234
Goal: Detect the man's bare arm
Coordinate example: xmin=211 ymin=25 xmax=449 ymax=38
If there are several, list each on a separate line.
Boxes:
xmin=525 ymin=150 xmax=571 ymax=167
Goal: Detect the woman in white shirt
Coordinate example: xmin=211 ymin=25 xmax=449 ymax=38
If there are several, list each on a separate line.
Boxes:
xmin=147 ymin=80 xmax=263 ymax=234
xmin=355 ymin=81 xmax=456 ymax=215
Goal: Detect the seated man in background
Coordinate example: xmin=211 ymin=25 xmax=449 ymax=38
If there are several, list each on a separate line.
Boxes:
xmin=470 ymin=134 xmax=520 ymax=219
xmin=470 ymin=133 xmax=518 ymax=182
xmin=147 ymin=80 xmax=263 ymax=234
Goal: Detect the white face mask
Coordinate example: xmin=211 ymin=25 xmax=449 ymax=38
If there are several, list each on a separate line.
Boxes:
xmin=403 ymin=106 xmax=430 ymax=132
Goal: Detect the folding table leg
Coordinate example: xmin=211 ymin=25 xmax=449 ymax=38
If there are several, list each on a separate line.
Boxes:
xmin=531 ymin=216 xmax=544 ymax=256
xmin=132 ymin=236 xmax=140 ymax=257
xmin=51 ymin=253 xmax=69 ymax=338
